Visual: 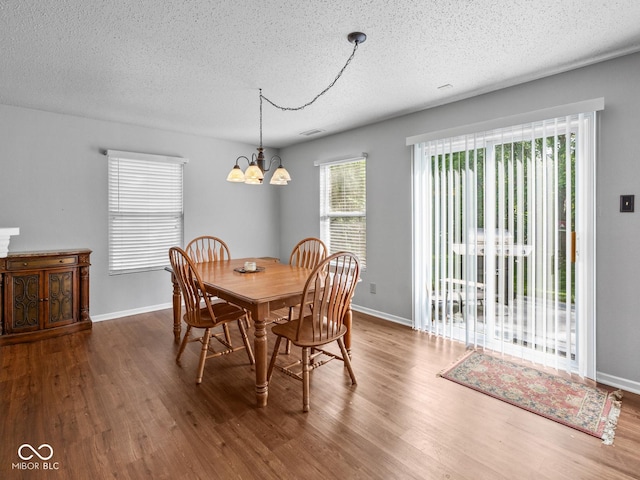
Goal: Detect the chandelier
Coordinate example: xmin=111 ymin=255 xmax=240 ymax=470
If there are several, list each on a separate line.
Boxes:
xmin=226 ymin=32 xmax=367 ymax=185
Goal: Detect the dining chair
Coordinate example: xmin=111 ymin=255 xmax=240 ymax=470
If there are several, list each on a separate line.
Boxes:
xmin=185 ymin=235 xmax=231 ymax=263
xmin=169 ymin=247 xmax=255 ymax=384
xmin=271 ymin=237 xmax=328 ymax=354
xmin=185 ymin=235 xmax=251 ymax=332
xmin=267 ymin=251 xmax=360 ymax=412
xmin=289 ymin=237 xmax=328 ymax=270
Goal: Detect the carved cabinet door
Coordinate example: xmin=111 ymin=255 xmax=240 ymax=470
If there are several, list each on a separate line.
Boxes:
xmin=5 ymin=271 xmax=41 ymax=333
xmin=5 ymin=267 xmax=78 ymax=333
xmin=43 ymin=268 xmax=78 ymax=329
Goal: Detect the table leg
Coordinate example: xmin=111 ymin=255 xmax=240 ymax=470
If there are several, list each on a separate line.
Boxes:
xmin=170 ymin=272 xmax=182 ymax=343
xmin=253 ymin=317 xmax=268 ymax=407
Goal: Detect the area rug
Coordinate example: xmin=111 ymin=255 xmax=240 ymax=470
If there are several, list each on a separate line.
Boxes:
xmin=438 ymin=350 xmax=623 ymax=444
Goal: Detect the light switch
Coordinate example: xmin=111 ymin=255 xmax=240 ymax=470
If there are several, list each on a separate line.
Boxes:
xmin=620 ymin=195 xmax=634 ymax=212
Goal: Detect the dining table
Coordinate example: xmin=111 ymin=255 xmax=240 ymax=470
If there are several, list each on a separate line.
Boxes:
xmin=167 ymin=257 xmax=354 ymax=407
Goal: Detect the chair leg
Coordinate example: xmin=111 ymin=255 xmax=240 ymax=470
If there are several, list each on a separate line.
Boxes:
xmin=222 ymin=323 xmax=232 ymax=345
xmin=337 ymin=337 xmax=357 ymax=385
xmin=195 ymin=328 xmax=212 ymax=385
xmin=302 ymin=347 xmax=311 ymax=412
xmin=238 ymin=316 xmax=255 ymax=365
xmin=284 ymin=307 xmax=293 ymax=354
xmin=176 ymin=325 xmax=191 ymax=363
xmin=267 ymin=336 xmax=283 ymax=382
xmin=243 ymin=310 xmax=251 ymax=331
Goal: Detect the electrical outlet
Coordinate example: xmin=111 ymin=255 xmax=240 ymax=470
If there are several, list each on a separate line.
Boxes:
xmin=370 ymin=283 xmax=376 ymax=294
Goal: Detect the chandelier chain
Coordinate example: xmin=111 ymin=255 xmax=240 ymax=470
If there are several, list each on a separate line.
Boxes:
xmin=260 ymin=41 xmax=360 ymax=112
xmin=260 ymin=88 xmax=263 ymax=147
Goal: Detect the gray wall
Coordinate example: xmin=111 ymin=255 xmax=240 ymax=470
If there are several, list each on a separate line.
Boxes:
xmin=0 ymin=104 xmax=281 ymax=318
xmin=279 ymin=52 xmax=640 ymax=390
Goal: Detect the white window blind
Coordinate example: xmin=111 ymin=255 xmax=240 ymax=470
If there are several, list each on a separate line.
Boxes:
xmin=411 ymin=110 xmax=598 ymax=377
xmin=317 ymin=154 xmax=367 ymax=268
xmin=107 ymin=150 xmax=188 ymax=275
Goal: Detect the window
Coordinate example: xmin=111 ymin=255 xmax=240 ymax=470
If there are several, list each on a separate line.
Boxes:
xmin=107 ymin=150 xmax=188 ymax=275
xmin=317 ymin=154 xmax=367 ymax=268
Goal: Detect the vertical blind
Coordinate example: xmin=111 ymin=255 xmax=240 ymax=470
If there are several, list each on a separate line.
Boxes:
xmin=107 ymin=150 xmax=188 ymax=275
xmin=317 ymin=154 xmax=367 ymax=268
xmin=411 ymin=111 xmax=597 ymax=375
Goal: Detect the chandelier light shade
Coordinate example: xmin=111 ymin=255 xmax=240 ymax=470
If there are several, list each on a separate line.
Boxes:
xmin=226 ymin=31 xmax=366 ymax=186
xmin=226 ymin=162 xmax=246 ymax=182
xmin=270 ymin=162 xmax=292 ymax=185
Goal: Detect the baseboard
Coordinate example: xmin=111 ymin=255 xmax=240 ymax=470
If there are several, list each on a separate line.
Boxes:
xmin=91 ymin=303 xmax=173 ymax=322
xmin=351 ymin=304 xmax=412 ymax=327
xmin=596 ymin=371 xmax=640 ymax=395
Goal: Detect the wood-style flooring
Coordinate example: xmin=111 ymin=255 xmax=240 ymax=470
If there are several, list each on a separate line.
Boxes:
xmin=1 ymin=309 xmax=639 ymax=479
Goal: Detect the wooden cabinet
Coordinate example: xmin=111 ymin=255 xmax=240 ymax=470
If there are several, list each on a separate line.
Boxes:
xmin=0 ymin=249 xmax=91 ymax=345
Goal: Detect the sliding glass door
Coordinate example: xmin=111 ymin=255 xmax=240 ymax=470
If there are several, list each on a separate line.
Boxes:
xmin=412 ymin=113 xmax=596 ymax=377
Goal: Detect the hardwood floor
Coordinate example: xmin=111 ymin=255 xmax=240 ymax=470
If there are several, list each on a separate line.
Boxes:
xmin=1 ymin=309 xmax=639 ymax=479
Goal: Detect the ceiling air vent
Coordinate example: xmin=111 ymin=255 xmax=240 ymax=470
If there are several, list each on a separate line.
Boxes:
xmin=299 ymin=129 xmax=325 ymax=137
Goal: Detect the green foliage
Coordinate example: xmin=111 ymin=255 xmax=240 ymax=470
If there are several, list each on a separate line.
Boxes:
xmin=429 ymin=132 xmax=576 ymax=304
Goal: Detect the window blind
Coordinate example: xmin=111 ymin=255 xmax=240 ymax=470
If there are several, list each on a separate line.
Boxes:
xmin=318 ymin=155 xmax=366 ymax=268
xmin=411 ymin=111 xmax=597 ymax=376
xmin=107 ymin=150 xmax=188 ymax=275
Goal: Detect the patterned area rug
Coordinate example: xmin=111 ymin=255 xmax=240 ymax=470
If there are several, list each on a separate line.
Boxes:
xmin=438 ymin=350 xmax=623 ymax=444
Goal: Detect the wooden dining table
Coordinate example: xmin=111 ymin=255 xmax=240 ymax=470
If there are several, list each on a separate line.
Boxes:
xmin=168 ymin=257 xmax=354 ymax=407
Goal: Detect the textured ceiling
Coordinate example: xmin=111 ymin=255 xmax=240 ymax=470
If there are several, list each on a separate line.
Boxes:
xmin=2 ymin=1 xmax=640 ymax=148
